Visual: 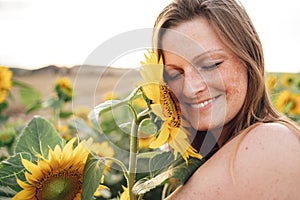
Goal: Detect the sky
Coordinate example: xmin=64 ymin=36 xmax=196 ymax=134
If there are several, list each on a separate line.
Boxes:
xmin=0 ymin=0 xmax=299 ymax=72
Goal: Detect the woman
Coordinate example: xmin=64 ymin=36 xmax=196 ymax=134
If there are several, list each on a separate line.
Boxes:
xmin=152 ymin=0 xmax=300 ymax=199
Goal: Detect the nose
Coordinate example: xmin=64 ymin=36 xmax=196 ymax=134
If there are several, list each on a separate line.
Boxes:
xmin=182 ymin=66 xmax=207 ymax=97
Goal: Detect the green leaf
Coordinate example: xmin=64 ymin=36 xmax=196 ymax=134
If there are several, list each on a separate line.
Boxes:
xmin=14 ymin=116 xmax=63 ymax=158
xmin=149 ymin=151 xmax=175 ymax=176
xmin=0 ymin=152 xmax=31 ymax=193
xmin=140 ymin=119 xmax=157 ymax=135
xmin=70 ymin=118 xmax=105 ymax=141
xmin=0 ymin=186 xmax=15 ymax=199
xmin=43 ymin=97 xmax=62 ymax=109
xmin=137 ymin=151 xmax=162 ymax=160
xmin=133 ymin=157 xmax=206 ymax=195
xmin=170 ymin=157 xmax=206 ymax=185
xmin=82 ymin=154 xmax=106 ymax=200
xmin=0 ymin=102 xmax=8 ymax=113
xmin=0 ymin=115 xmax=9 ymax=126
xmin=12 ymin=80 xmax=42 ymax=106
xmin=25 ymin=101 xmax=42 ymax=114
xmin=88 ymin=100 xmax=127 ymax=129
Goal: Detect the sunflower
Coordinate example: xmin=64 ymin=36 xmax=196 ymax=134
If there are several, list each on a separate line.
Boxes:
xmin=275 ymin=90 xmax=290 ymax=113
xmin=280 ymin=73 xmax=295 ymax=88
xmin=266 ymin=74 xmax=277 ymax=91
xmin=289 ymin=93 xmax=300 ymax=115
xmin=90 ymin=141 xmax=115 ymax=173
xmin=0 ymin=66 xmax=13 ymax=103
xmin=139 ymin=50 xmax=202 ymax=163
xmin=55 ymin=77 xmax=73 ymax=102
xmin=296 ymin=78 xmax=300 ymax=89
xmin=73 ymin=106 xmax=92 ymax=126
xmin=275 ymin=90 xmax=300 ymax=115
xmin=0 ymin=128 xmax=15 ymax=147
xmin=13 ymin=138 xmax=105 ymax=200
xmin=57 ymin=124 xmax=73 ymax=140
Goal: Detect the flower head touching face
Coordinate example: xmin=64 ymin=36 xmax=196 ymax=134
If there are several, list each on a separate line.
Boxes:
xmin=13 ymin=138 xmax=106 ymax=200
xmin=140 ymin=50 xmax=202 ymax=163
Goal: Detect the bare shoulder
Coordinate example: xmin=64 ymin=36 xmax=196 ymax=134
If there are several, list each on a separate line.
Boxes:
xmin=238 ymin=122 xmax=300 ymax=157
xmin=244 ymin=122 xmax=300 ymax=143
xmin=236 ymin=122 xmax=300 ymax=166
xmin=166 ymin=123 xmax=300 ymax=200
xmin=231 ymin=122 xmax=300 ymax=199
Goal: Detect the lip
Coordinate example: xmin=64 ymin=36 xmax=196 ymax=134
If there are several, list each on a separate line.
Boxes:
xmin=188 ymin=95 xmax=220 ymax=111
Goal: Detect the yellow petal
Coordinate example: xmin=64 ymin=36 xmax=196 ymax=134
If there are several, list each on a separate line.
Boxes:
xmin=72 ymin=143 xmax=89 ymax=166
xmin=140 ymin=64 xmax=163 ymax=83
xmin=169 ymin=128 xmax=202 ymax=162
xmin=24 ymin=171 xmax=41 ymax=184
xmin=140 ymin=50 xmax=164 ymax=83
xmin=61 ymin=138 xmax=77 ymax=165
xmin=141 ymin=83 xmax=160 ymax=103
xmin=170 ymin=128 xmax=190 ymax=150
xmin=119 ymin=185 xmax=130 ymax=200
xmin=12 ymin=188 xmax=35 ymax=200
xmin=37 ymin=159 xmax=51 ymax=175
xmin=187 ymin=146 xmax=203 ymax=160
xmin=48 ymin=149 xmax=60 ymax=169
xmin=21 ymin=159 xmax=44 ymax=180
xmin=94 ymin=184 xmax=109 ymax=197
xmin=151 ymin=104 xmax=167 ymax=120
xmin=149 ymin=122 xmax=170 ymax=148
xmin=16 ymin=179 xmax=31 ymax=189
xmin=62 ymin=138 xmax=76 ymax=155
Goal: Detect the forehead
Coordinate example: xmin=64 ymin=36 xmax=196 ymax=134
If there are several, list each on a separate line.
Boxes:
xmin=161 ymin=17 xmax=227 ymax=62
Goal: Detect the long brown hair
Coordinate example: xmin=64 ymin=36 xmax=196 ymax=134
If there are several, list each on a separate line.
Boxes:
xmin=153 ymin=0 xmax=299 ymax=140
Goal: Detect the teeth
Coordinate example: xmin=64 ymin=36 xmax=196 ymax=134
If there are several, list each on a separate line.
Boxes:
xmin=190 ymin=98 xmax=215 ymax=108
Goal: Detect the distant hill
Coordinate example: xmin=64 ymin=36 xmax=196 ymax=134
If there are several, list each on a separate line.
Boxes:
xmin=10 ymin=64 xmax=137 ymax=77
xmin=7 ymin=64 xmax=141 ymax=122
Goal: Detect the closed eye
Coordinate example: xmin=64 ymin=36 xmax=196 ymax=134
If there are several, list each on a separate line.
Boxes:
xmin=164 ymin=69 xmax=184 ymax=81
xmin=200 ymin=61 xmax=223 ymax=71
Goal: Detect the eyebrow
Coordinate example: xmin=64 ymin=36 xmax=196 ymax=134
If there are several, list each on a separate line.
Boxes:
xmin=164 ymin=48 xmax=224 ymax=68
xmin=191 ymin=48 xmax=224 ymax=63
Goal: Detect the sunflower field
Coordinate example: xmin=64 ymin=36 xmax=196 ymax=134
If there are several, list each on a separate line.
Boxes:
xmin=266 ymin=72 xmax=300 ymax=123
xmin=0 ymin=60 xmax=299 ymax=200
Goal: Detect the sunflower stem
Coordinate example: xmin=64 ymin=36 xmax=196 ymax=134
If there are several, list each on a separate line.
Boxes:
xmin=128 ymin=117 xmax=139 ymax=200
xmin=102 ymin=157 xmax=129 ymax=182
xmin=127 ymin=104 xmax=150 ymax=200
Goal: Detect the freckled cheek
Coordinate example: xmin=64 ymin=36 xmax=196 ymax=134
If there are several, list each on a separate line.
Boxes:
xmin=224 ymin=77 xmax=248 ymax=117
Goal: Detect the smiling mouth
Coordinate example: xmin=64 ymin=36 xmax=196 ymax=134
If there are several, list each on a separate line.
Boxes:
xmin=190 ymin=97 xmax=217 ymax=109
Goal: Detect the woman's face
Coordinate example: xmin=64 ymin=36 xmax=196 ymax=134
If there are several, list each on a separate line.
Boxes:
xmin=161 ymin=17 xmax=248 ymax=132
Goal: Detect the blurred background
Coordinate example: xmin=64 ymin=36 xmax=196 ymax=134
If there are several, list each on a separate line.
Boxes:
xmin=0 ymin=0 xmax=299 ymax=72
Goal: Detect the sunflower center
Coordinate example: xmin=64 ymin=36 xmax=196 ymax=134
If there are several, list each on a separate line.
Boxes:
xmin=36 ymin=170 xmax=82 ymax=200
xmin=159 ymin=85 xmax=181 ymax=128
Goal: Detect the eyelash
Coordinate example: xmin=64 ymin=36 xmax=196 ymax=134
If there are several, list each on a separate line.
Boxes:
xmin=165 ymin=61 xmax=223 ymax=81
xmin=199 ymin=61 xmax=223 ymax=71
xmin=165 ymin=70 xmax=183 ymax=81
